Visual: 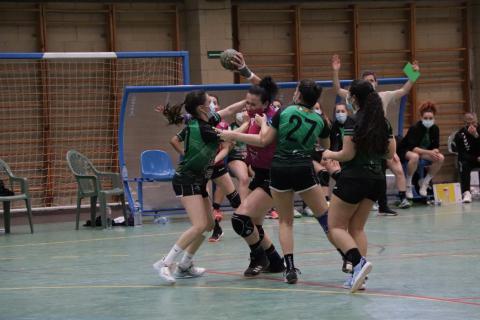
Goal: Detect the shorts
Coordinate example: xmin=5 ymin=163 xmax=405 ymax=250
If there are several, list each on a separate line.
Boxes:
xmin=332 ymin=175 xmax=384 ymax=204
xmin=211 ymin=165 xmax=228 ymax=180
xmin=270 ymin=164 xmax=319 ymax=193
xmin=248 ymin=167 xmax=271 ymax=197
xmin=227 ymin=150 xmax=247 ymax=163
xmin=173 ymin=183 xmax=209 ymax=198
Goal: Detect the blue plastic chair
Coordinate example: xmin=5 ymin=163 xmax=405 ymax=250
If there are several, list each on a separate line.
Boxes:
xmin=138 ymin=150 xmax=176 ymax=213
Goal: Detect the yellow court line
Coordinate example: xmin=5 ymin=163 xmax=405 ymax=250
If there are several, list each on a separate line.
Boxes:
xmin=0 ymin=283 xmax=476 ymax=307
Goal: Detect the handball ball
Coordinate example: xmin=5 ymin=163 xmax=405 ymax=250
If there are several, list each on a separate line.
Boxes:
xmin=220 ymin=49 xmax=239 ymax=70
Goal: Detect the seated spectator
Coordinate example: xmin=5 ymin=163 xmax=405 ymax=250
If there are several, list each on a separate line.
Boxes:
xmin=398 ymin=101 xmax=444 ymax=197
xmin=453 ymin=112 xmax=480 ymax=203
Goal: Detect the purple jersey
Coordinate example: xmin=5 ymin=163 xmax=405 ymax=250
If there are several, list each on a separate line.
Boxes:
xmin=246 ymin=104 xmax=277 ymax=169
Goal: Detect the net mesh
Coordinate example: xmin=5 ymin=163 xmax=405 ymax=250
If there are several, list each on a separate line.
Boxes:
xmin=0 ymin=56 xmax=184 ymax=208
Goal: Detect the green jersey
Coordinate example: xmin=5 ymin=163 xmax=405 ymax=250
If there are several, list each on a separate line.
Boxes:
xmin=341 ymin=116 xmax=393 ymax=180
xmin=271 ymin=104 xmax=330 ymax=167
xmin=174 ymin=113 xmax=221 ymax=184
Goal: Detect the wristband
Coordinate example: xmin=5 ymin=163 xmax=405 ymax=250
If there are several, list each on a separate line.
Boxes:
xmin=238 ymin=65 xmax=252 ymax=79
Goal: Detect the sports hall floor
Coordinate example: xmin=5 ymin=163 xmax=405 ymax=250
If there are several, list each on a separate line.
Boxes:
xmin=1 ymin=203 xmax=479 ymax=320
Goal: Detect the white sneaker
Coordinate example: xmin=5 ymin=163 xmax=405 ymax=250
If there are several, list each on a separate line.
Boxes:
xmin=174 ymin=263 xmax=206 ymax=279
xmin=302 ymin=206 xmax=314 ymax=217
xmin=350 ymin=258 xmax=372 ymax=293
xmin=153 ymin=260 xmax=176 ymax=284
xmin=419 ymin=184 xmax=428 ymax=197
xmin=342 ymin=274 xmax=366 ymax=291
xmin=463 ymin=191 xmax=472 ymax=203
xmin=293 ymin=209 xmax=302 ymax=218
xmin=406 ymin=186 xmax=414 ymax=199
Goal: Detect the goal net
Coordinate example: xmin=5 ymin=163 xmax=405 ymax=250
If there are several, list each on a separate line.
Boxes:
xmin=0 ymin=51 xmax=189 ymax=209
xmin=119 ymin=78 xmax=407 ymax=216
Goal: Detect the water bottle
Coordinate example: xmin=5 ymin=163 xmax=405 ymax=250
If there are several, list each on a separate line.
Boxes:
xmin=106 ymin=207 xmax=112 ymax=229
xmin=134 ymin=212 xmax=143 ymax=226
xmin=154 ymin=216 xmax=168 ymax=224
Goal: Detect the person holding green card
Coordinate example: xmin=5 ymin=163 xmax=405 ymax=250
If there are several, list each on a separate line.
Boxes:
xmin=332 ymin=55 xmax=420 ymax=214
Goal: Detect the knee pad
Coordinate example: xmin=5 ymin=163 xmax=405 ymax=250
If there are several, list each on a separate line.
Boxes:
xmin=231 ymin=213 xmax=254 ymax=238
xmin=226 ymin=190 xmax=241 ymax=209
xmin=256 ymin=224 xmax=265 ymax=242
xmin=318 ymin=170 xmax=330 ymax=187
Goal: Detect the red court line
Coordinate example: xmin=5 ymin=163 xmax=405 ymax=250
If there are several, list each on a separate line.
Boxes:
xmin=206 ymin=269 xmax=480 ymax=307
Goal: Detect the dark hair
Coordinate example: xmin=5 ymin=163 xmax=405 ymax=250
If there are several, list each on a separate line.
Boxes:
xmin=349 ymin=79 xmax=389 ymax=155
xmin=361 ymin=70 xmax=377 ymax=82
xmin=248 ymin=76 xmax=278 ymax=104
xmin=419 ymin=101 xmax=437 ymax=116
xmin=298 ymin=79 xmax=322 ymax=107
xmin=163 ymin=90 xmax=207 ymax=125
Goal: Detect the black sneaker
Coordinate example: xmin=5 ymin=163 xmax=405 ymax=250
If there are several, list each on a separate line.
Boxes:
xmin=378 ymin=206 xmax=398 ymax=216
xmin=244 ymin=248 xmax=270 ymax=277
xmin=284 ymin=268 xmax=300 ymax=284
xmin=208 ymin=226 xmax=224 ymax=243
xmin=263 ymin=257 xmax=286 ymax=273
xmin=342 ymin=258 xmax=353 ymax=273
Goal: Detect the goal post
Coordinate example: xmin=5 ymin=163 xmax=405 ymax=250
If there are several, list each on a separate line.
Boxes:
xmin=0 ymin=51 xmax=190 ymax=209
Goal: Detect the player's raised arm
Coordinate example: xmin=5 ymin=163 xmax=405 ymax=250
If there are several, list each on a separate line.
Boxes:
xmin=332 ymin=54 xmax=349 ymax=99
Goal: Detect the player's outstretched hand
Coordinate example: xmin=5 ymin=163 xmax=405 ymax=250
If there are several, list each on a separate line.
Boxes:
xmin=412 ymin=60 xmax=420 ymax=72
xmin=332 ymin=54 xmax=341 ymax=71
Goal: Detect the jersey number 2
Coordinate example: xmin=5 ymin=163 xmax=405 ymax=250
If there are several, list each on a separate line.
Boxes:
xmin=285 ymin=115 xmax=317 ymax=144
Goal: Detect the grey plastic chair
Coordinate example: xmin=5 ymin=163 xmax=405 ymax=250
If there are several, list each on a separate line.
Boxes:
xmin=66 ymin=150 xmax=127 ymax=229
xmin=0 ymin=159 xmax=33 ymax=234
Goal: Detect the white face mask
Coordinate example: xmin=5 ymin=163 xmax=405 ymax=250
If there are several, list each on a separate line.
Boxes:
xmin=336 ymin=112 xmax=347 ymax=124
xmin=422 ymin=119 xmax=434 ymax=128
xmin=314 ymin=109 xmax=322 ymax=115
xmin=235 ymin=112 xmax=244 ymax=124
xmin=209 ymin=101 xmax=216 ymax=113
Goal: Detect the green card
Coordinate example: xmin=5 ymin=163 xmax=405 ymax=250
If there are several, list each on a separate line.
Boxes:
xmin=403 ymin=62 xmax=420 ymax=83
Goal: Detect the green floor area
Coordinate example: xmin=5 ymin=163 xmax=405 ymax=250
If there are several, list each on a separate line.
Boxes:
xmin=1 ymin=203 xmax=480 ymax=320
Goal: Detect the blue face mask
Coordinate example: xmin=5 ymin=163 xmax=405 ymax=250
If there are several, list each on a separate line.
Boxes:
xmin=346 ymin=95 xmax=357 ymax=114
xmin=336 ymin=112 xmax=347 ymax=124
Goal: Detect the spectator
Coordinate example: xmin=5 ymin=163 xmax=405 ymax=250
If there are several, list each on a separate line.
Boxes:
xmin=398 ymin=101 xmax=444 ymax=197
xmin=453 ymin=112 xmax=480 ymax=203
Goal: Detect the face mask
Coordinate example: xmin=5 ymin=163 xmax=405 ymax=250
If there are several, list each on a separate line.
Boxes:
xmin=422 ymin=119 xmax=434 ymax=128
xmin=236 ymin=112 xmax=244 ymax=124
xmin=209 ymin=101 xmax=216 ymax=113
xmin=346 ymin=95 xmax=357 ymax=114
xmin=314 ymin=109 xmax=322 ymax=115
xmin=336 ymin=112 xmax=347 ymax=124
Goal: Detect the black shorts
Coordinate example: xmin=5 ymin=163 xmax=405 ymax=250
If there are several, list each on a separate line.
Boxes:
xmin=173 ymin=183 xmax=209 ymax=198
xmin=270 ymin=164 xmax=319 ymax=193
xmin=333 ymin=175 xmax=383 ymax=204
xmin=248 ymin=167 xmax=271 ymax=197
xmin=211 ymin=165 xmax=228 ymax=180
xmin=227 ymin=151 xmax=246 ymax=163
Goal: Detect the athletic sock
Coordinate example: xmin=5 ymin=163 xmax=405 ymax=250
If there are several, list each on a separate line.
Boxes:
xmin=249 ymin=239 xmax=262 ymax=252
xmin=163 ymin=244 xmax=183 ymax=266
xmin=325 ymin=196 xmax=330 ymax=202
xmin=406 ymin=175 xmax=413 ymax=187
xmin=179 ymin=252 xmax=194 ymax=268
xmin=399 ymin=191 xmax=406 ymax=201
xmin=337 ymin=248 xmax=346 ymax=259
xmin=423 ymin=174 xmax=433 ymax=186
xmin=265 ymin=244 xmax=282 ymax=262
xmin=212 ymin=202 xmax=221 ymax=210
xmin=344 ymin=248 xmax=362 ymax=267
xmin=284 ymin=254 xmax=295 ymax=270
